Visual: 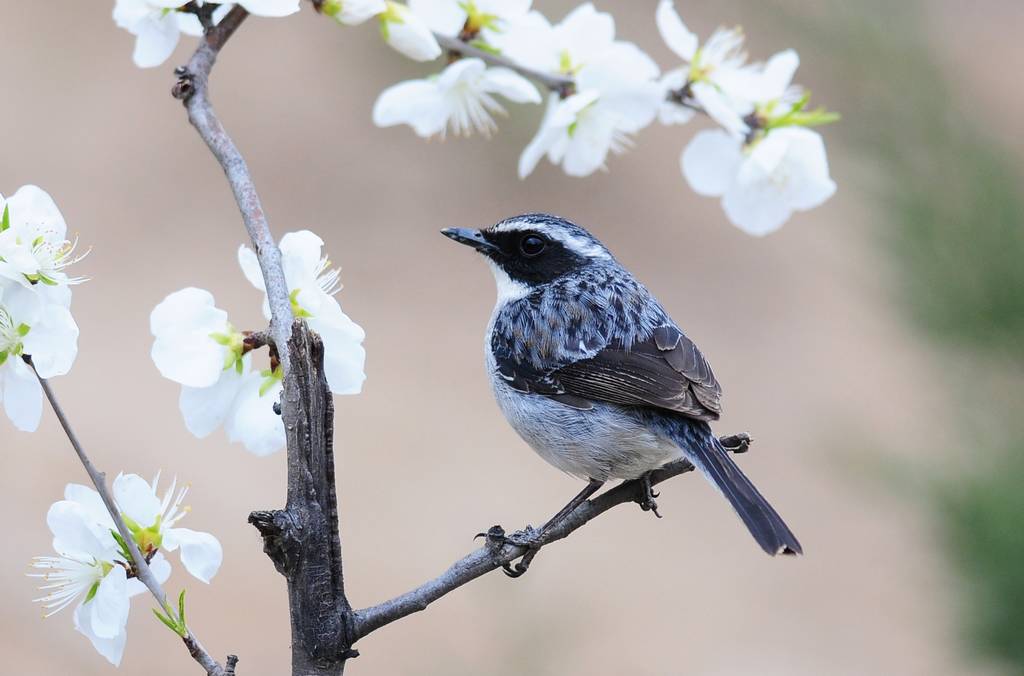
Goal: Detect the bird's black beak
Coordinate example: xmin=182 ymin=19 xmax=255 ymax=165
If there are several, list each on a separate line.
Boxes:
xmin=441 ymin=227 xmax=499 ymax=255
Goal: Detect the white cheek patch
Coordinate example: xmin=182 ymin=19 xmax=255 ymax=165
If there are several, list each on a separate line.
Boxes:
xmin=487 ymin=260 xmax=531 ymax=303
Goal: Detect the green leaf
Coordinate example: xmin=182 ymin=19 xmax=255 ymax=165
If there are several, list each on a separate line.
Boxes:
xmin=178 ymin=589 xmax=187 ymax=630
xmin=17 ymin=323 xmax=30 ymax=337
xmin=110 ymin=529 xmax=133 ymax=561
xmin=152 ymin=607 xmax=182 ymax=635
xmin=0 ymin=351 xmax=7 ymax=367
xmin=469 ymin=39 xmax=501 ymax=55
xmin=0 ymin=204 xmax=9 ymax=232
xmin=84 ymin=580 xmax=101 ymax=604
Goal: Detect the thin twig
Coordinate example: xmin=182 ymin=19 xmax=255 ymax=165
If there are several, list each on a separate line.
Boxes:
xmin=434 ymin=33 xmax=574 ymax=95
xmin=352 ymin=436 xmax=749 ymax=639
xmin=172 ymin=6 xmax=295 ymax=374
xmin=31 ymin=361 xmax=230 ymax=676
xmin=436 ymin=33 xmax=706 ymax=114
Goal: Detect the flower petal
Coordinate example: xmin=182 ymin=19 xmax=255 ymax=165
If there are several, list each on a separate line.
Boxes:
xmin=112 ymin=473 xmax=162 ymax=528
xmin=656 ymin=0 xmax=697 ymax=62
xmin=47 ymin=500 xmax=115 ymax=561
xmin=480 ymin=67 xmax=542 ymax=104
xmin=372 ymin=79 xmax=447 ymax=137
xmin=555 ymin=2 xmax=614 ymax=66
xmin=226 ymin=373 xmax=286 ymax=456
xmin=279 ymin=230 xmax=326 ymax=288
xmin=692 ymin=82 xmax=748 ymax=137
xmin=2 ymin=357 xmax=43 ymax=432
xmin=64 ymin=483 xmax=115 ymax=530
xmin=150 ymin=288 xmax=229 ymax=388
xmin=128 ymin=552 xmax=171 ymax=598
xmin=179 ymin=367 xmax=247 ymax=439
xmin=131 ymin=12 xmax=181 ymax=69
xmin=74 ymin=600 xmax=128 ymax=667
xmin=87 ymin=566 xmax=130 ymax=640
xmin=6 ymin=185 xmax=67 ymax=241
xmin=407 ymin=0 xmax=465 ymax=36
xmin=308 ymin=298 xmax=366 ymax=395
xmin=164 ymin=528 xmax=223 ymax=583
xmin=239 ymin=0 xmax=301 ymax=17
xmin=23 ymin=302 xmax=79 ymax=378
xmin=382 ymin=3 xmax=442 ymax=62
xmin=237 ymin=245 xmax=267 ymax=291
xmin=681 ymin=129 xmax=742 ymax=197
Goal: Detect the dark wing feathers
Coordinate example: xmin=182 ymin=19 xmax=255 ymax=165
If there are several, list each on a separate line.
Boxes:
xmin=490 ymin=276 xmax=722 ymax=421
xmin=551 ymin=326 xmax=722 ymax=421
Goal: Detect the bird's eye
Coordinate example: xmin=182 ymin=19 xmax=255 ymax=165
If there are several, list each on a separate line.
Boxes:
xmin=519 ymin=234 xmax=547 ymax=257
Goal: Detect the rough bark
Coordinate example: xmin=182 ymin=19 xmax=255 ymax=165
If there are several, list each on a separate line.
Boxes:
xmin=248 ymin=323 xmax=354 ymax=675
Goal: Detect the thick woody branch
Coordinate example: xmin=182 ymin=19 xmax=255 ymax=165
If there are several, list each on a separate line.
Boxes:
xmin=351 ymin=434 xmax=751 ymax=639
xmin=172 ymin=9 xmax=351 ymax=675
xmin=31 ymin=361 xmax=232 ymax=676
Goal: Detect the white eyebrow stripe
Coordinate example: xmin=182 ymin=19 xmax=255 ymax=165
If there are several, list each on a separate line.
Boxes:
xmin=489 ymin=219 xmax=611 ymax=260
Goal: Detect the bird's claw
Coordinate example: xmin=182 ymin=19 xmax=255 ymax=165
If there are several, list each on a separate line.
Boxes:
xmin=475 ymin=525 xmax=546 ymax=578
xmin=636 ymin=472 xmax=663 ymax=518
xmin=502 ymin=549 xmax=539 ymax=578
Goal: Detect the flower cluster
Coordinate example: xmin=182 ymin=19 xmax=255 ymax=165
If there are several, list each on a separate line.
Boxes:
xmin=151 ymin=230 xmax=365 ymax=456
xmin=112 ymin=1 xmax=839 ymax=235
xmin=0 ymin=186 xmax=85 ymax=432
xmin=30 ymin=474 xmax=222 ymax=666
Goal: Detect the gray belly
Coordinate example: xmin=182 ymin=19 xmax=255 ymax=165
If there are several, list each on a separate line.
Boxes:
xmin=490 ymin=373 xmax=682 ymax=481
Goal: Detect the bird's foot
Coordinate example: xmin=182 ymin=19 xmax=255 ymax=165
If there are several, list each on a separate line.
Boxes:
xmin=635 ymin=471 xmax=662 ymax=518
xmin=474 ymin=525 xmax=546 ymax=578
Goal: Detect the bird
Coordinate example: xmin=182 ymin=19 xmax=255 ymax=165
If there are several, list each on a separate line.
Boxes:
xmin=442 ymin=213 xmax=801 ymax=573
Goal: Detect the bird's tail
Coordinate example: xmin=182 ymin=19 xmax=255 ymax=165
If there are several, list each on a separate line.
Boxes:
xmin=669 ymin=420 xmax=802 ymax=556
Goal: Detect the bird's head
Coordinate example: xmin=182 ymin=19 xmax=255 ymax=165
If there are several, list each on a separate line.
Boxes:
xmin=442 ymin=213 xmax=613 ymax=300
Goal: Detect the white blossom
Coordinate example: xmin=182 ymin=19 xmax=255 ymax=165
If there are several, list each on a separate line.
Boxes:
xmin=408 ymin=0 xmax=530 ymax=44
xmin=488 ymin=3 xmax=621 ymax=76
xmin=113 ymin=1 xmax=297 ymax=68
xmin=655 ymin=0 xmax=752 ymax=135
xmin=682 ymin=127 xmax=836 ymax=236
xmin=111 ymin=473 xmax=223 ymax=583
xmin=29 ymin=497 xmax=172 ymax=666
xmin=321 ymin=0 xmax=387 ymax=25
xmin=518 ymin=43 xmax=662 ymax=178
xmin=232 ymin=0 xmax=301 ymax=17
xmin=0 ymin=185 xmax=86 ymax=297
xmin=0 ymin=284 xmax=79 ymax=432
xmin=178 ymin=353 xmax=286 ymax=456
xmin=150 ymin=289 xmax=287 ymax=456
xmin=373 ymin=57 xmax=540 ymax=138
xmin=150 ymin=287 xmax=243 ymax=388
xmin=113 ymin=1 xmax=205 ymax=69
xmin=379 ymin=1 xmax=442 ymax=61
xmin=239 ymin=230 xmax=366 ymax=396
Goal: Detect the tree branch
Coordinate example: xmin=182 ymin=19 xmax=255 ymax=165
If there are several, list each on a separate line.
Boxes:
xmin=435 ymin=33 xmax=705 ymax=113
xmin=30 ymin=360 xmax=232 ymax=676
xmin=172 ymin=6 xmax=294 ymax=373
xmin=351 ymin=434 xmax=751 ymax=640
xmin=434 ymin=33 xmax=575 ymax=96
xmin=172 ymin=9 xmax=352 ymax=675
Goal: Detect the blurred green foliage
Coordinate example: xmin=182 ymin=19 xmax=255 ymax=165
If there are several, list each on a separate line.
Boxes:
xmin=773 ymin=0 xmax=1024 ymax=671
xmin=941 ymin=446 xmax=1024 ymax=671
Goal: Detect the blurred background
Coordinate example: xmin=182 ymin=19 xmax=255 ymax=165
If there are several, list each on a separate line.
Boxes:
xmin=1 ymin=0 xmax=1021 ymax=674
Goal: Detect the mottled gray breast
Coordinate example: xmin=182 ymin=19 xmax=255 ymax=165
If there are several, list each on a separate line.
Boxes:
xmin=489 ymin=265 xmax=722 ymax=421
